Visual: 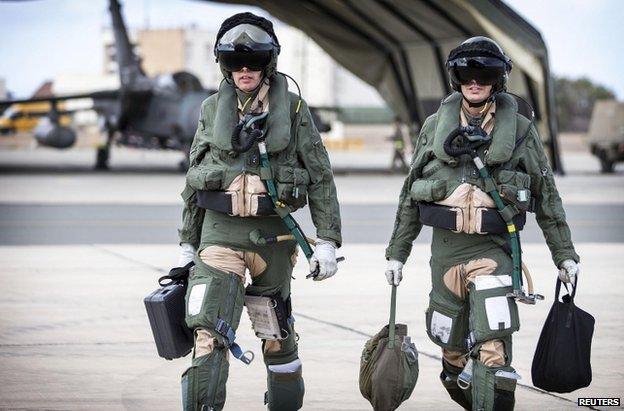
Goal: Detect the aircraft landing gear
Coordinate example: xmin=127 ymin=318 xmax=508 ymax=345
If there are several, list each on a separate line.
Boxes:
xmin=95 ymin=125 xmax=114 ymax=170
xmin=95 ymin=146 xmax=110 ymax=170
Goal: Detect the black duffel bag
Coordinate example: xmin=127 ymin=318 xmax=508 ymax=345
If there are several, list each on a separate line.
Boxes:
xmin=531 ymin=277 xmax=595 ymax=393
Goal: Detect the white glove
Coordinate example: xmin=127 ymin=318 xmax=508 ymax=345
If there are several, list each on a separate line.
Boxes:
xmin=558 ymin=259 xmax=579 ymax=284
xmin=309 ymin=239 xmax=337 ymax=281
xmin=177 ymin=243 xmax=196 ymax=267
xmin=385 ymin=260 xmax=404 ymax=286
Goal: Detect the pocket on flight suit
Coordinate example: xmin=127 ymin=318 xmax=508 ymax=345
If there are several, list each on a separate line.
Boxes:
xmin=472 ymin=360 xmax=518 ymax=411
xmin=425 ymin=296 xmax=468 ymax=351
xmin=275 ymin=166 xmax=310 ymax=210
xmin=186 ymin=162 xmax=224 ymax=191
xmin=495 ymin=170 xmax=532 ymax=212
xmin=410 ymin=179 xmax=447 ymax=203
xmin=185 ymin=262 xmax=245 ymax=333
xmin=493 ymin=372 xmax=517 ymax=410
xmin=469 ymin=274 xmax=520 ymax=342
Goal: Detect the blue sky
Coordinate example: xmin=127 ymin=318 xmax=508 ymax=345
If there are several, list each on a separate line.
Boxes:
xmin=0 ymin=0 xmax=622 ymax=99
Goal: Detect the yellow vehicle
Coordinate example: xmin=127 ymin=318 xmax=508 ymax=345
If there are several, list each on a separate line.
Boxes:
xmin=0 ymin=101 xmax=71 ymax=134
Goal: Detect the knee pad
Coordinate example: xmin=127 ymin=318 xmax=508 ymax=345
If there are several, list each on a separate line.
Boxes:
xmin=471 ymin=360 xmax=519 ymax=411
xmin=181 ymin=348 xmax=229 ymax=411
xmin=265 ymin=358 xmax=304 ymax=411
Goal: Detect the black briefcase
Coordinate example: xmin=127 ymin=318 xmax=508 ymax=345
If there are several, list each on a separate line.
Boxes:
xmin=144 ymin=263 xmax=194 ymax=360
xmin=531 ymin=278 xmax=595 ymax=393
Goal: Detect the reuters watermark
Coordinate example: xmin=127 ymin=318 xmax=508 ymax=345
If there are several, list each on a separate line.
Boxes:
xmin=578 ymin=398 xmax=620 ymax=407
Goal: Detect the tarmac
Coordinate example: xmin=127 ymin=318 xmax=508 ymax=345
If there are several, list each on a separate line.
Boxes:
xmin=0 ymin=144 xmax=622 ymax=410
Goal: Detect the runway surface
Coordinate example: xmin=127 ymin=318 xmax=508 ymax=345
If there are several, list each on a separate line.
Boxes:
xmin=1 ymin=202 xmax=623 ymax=245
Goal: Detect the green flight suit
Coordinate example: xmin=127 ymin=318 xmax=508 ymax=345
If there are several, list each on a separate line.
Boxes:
xmin=386 ymin=92 xmax=579 ymax=410
xmin=179 ymin=74 xmax=341 ymax=411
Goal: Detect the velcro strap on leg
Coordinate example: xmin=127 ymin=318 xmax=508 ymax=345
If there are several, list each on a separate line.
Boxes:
xmin=215 ymin=319 xmax=254 ymax=365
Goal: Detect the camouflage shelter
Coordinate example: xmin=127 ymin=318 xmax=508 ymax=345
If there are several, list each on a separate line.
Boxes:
xmin=207 ymin=0 xmax=562 ymax=171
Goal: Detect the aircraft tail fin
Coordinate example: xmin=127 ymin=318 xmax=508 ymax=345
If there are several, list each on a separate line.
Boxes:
xmin=109 ymin=0 xmax=147 ymax=88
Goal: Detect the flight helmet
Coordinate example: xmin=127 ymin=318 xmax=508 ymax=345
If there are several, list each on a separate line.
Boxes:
xmin=214 ymin=13 xmax=280 ymax=79
xmin=446 ymin=36 xmax=512 ymax=96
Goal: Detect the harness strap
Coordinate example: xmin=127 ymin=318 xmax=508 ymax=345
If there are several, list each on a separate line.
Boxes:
xmin=388 ymin=285 xmax=397 ymax=350
xmin=417 ymin=202 xmax=526 ymax=234
xmin=196 ymin=190 xmax=276 ymax=216
xmin=474 ymin=159 xmax=523 ymax=291
xmin=215 ymin=319 xmax=254 ymax=364
xmin=257 ymin=140 xmax=314 ymax=259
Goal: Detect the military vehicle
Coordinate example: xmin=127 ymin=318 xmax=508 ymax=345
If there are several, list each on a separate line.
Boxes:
xmin=588 ymin=100 xmax=624 ymax=173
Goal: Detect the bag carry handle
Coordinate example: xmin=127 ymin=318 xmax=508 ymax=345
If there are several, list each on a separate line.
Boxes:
xmin=388 ymin=285 xmax=397 ymax=349
xmin=158 ymin=262 xmax=194 ymax=287
xmin=555 ymin=275 xmax=578 ymax=302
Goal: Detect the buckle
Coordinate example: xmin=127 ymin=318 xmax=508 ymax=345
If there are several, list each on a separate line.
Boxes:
xmin=457 ymin=358 xmax=474 ymax=390
xmin=215 ymin=319 xmax=235 ymax=345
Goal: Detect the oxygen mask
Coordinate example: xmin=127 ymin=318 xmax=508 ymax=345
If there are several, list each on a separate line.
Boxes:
xmin=231 ymin=111 xmax=268 ymax=153
xmin=444 ymin=125 xmax=491 ymax=158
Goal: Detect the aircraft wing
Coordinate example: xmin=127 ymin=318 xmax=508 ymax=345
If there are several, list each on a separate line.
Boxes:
xmin=204 ymin=0 xmax=563 ymax=172
xmin=0 ymin=90 xmax=120 ymax=108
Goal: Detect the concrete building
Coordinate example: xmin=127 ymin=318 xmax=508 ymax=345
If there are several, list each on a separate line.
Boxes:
xmin=103 ymin=26 xmax=219 ymax=90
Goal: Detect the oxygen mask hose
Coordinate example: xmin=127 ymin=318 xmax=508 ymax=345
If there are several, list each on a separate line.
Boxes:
xmin=443 ymin=126 xmax=473 ymax=158
xmin=443 ymin=126 xmax=491 ymax=158
xmin=231 ymin=111 xmax=269 ymax=153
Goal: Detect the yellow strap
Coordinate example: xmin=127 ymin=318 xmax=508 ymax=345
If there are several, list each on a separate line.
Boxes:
xmin=296 ymin=99 xmax=302 ymax=114
xmin=507 ymin=223 xmax=516 ymax=233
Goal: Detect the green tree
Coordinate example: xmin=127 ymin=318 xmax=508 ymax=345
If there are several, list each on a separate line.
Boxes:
xmin=554 ymin=76 xmax=615 ymax=132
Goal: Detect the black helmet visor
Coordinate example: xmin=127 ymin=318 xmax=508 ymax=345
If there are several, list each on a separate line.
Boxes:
xmin=217 ymin=50 xmax=272 ymax=72
xmin=448 ymin=56 xmax=506 ymax=86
